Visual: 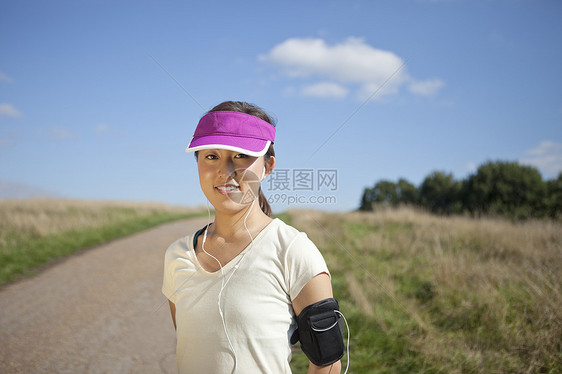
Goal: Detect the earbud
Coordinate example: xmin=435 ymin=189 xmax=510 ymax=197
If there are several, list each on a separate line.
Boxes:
xmin=261 ymin=168 xmax=266 ymax=180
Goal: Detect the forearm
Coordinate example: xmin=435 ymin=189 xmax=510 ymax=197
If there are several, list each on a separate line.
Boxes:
xmin=307 ymin=360 xmax=341 ymax=374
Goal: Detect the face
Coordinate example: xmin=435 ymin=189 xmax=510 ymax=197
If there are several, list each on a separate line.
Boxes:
xmin=197 ymin=149 xmax=273 ymax=213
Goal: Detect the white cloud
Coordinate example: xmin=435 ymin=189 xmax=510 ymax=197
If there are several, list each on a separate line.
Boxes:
xmin=521 ymin=141 xmax=562 ymax=176
xmin=408 ymin=79 xmax=445 ymax=96
xmin=301 ymin=82 xmax=349 ymax=98
xmin=260 ymin=37 xmax=444 ymax=100
xmin=0 ymin=103 xmax=22 ymax=118
xmin=261 ymin=37 xmax=403 ymax=83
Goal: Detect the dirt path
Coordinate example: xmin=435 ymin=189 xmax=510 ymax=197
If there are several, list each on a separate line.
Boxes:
xmin=0 ymin=217 xmax=210 ymax=374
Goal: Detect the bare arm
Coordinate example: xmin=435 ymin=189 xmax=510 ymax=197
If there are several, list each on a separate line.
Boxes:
xmin=168 ymin=300 xmax=177 ymax=330
xmin=292 ymin=273 xmax=342 ymax=374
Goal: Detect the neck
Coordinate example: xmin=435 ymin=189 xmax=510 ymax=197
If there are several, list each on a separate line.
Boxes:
xmin=210 ymin=201 xmax=272 ymax=241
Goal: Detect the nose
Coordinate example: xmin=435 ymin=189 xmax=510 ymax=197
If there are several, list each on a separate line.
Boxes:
xmin=217 ymin=159 xmax=236 ymax=179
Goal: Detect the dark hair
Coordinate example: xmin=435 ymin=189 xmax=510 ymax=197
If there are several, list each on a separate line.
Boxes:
xmin=196 ymin=101 xmax=276 ymax=218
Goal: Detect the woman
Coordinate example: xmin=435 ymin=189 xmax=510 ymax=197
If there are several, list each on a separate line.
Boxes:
xmin=162 ymin=101 xmax=344 ymax=373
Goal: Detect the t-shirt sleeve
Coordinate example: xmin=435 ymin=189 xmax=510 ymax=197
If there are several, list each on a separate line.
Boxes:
xmin=162 ymin=242 xmax=178 ymax=303
xmin=284 ymin=232 xmax=330 ymax=301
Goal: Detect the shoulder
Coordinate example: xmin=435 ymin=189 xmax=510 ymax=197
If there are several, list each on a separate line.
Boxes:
xmin=270 ymin=217 xmax=301 ymax=239
xmin=271 ymin=219 xmax=330 ymax=301
xmin=269 ymin=218 xmax=324 ymax=262
xmin=165 ymin=222 xmax=210 ymax=253
xmin=268 ymin=218 xmax=317 ymax=251
xmin=163 ymin=232 xmax=194 ymax=262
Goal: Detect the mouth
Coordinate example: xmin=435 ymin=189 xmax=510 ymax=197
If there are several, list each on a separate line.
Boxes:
xmin=215 ymin=184 xmax=241 ymax=194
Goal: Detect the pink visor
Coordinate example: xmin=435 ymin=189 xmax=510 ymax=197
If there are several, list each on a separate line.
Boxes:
xmin=185 ymin=111 xmax=276 ymax=157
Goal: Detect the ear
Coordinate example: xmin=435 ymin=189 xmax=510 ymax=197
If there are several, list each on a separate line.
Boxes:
xmin=263 ymin=156 xmax=276 ymax=179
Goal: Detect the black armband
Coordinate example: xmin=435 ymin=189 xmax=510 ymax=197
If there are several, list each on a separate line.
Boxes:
xmin=290 ymin=298 xmax=345 ymax=366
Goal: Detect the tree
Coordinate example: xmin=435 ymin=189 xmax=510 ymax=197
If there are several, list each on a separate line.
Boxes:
xmin=372 ymin=180 xmax=399 ymax=206
xmin=545 ymin=172 xmax=562 ymax=219
xmin=397 ymin=178 xmax=418 ymax=205
xmin=359 ymin=178 xmax=419 ymax=210
xmin=419 ymin=171 xmax=461 ymax=214
xmin=462 ymin=161 xmax=546 ymax=219
xmin=357 ymin=161 xmax=555 ymax=219
xmin=359 ymin=186 xmax=375 ymax=211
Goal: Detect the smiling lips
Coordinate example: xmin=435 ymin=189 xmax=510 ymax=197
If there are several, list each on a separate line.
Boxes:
xmin=216 ymin=184 xmax=240 ymax=194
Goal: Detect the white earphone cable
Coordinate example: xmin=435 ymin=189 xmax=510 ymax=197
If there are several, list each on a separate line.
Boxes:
xmin=335 ymin=310 xmax=350 ymax=374
xmin=200 ymin=174 xmax=349 ymax=373
xmin=201 ymin=194 xmax=257 ymax=372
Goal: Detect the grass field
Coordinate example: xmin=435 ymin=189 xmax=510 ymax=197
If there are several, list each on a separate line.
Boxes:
xmin=0 ymin=199 xmax=205 ymax=286
xmin=1 ymin=200 xmax=559 ymax=372
xmin=286 ymin=207 xmax=561 ymax=374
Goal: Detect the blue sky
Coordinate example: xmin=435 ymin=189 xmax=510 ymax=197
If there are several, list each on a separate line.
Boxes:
xmin=1 ymin=0 xmax=561 ymax=212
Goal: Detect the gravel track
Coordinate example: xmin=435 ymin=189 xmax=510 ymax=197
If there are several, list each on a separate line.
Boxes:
xmin=0 ymin=217 xmax=209 ymax=374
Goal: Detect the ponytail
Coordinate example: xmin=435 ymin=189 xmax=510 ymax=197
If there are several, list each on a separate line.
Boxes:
xmin=259 ymin=143 xmax=275 ymax=218
xmin=258 ymin=187 xmax=272 ymax=218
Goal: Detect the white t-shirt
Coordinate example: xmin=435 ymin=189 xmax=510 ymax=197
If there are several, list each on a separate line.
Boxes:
xmin=162 ymin=218 xmax=330 ymax=373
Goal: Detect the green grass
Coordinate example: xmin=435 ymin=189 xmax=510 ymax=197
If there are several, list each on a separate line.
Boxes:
xmin=2 ymin=202 xmax=560 ymax=372
xmin=286 ymin=208 xmax=562 ymax=374
xmin=0 ymin=200 xmax=206 ymax=286
xmin=274 ymin=211 xmax=294 ymax=226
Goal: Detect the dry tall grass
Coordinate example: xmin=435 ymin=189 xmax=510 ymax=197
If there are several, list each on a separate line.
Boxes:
xmin=0 ymin=199 xmax=199 ymax=244
xmin=0 ymin=199 xmax=204 ymax=285
xmin=287 ymin=206 xmax=562 ymax=373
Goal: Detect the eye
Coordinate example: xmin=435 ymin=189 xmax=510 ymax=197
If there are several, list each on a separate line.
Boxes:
xmin=235 ymin=153 xmax=248 ymax=159
xmin=204 ymin=153 xmax=218 ymax=160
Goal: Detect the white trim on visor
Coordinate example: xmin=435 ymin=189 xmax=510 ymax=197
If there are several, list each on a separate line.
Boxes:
xmin=185 ymin=141 xmax=272 ymax=157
